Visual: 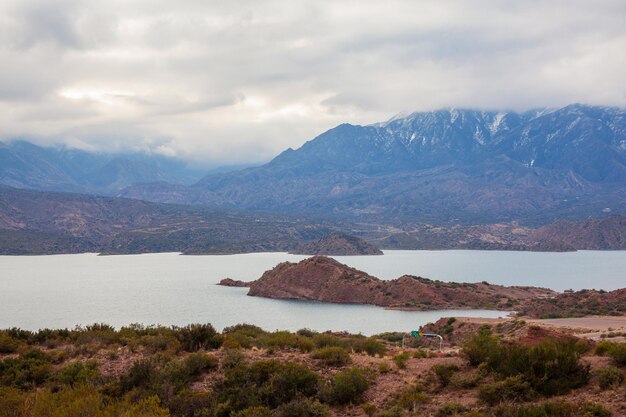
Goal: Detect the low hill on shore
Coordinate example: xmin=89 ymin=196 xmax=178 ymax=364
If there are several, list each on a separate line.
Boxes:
xmin=290 ymin=233 xmax=383 ymax=256
xmin=220 ymin=256 xmax=555 ymax=311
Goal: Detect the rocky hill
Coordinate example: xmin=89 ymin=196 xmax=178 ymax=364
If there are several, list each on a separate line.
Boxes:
xmin=517 ymin=288 xmax=626 ymax=318
xmin=231 ymin=256 xmax=555 ymax=310
xmin=290 ymin=233 xmax=382 ymax=255
xmin=529 ymin=215 xmax=626 ymax=250
xmin=0 ymin=188 xmax=346 ymax=255
xmin=122 ymin=104 xmax=626 ymax=225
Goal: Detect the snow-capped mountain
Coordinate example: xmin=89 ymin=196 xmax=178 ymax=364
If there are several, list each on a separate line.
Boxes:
xmin=120 ymin=104 xmax=626 ymax=224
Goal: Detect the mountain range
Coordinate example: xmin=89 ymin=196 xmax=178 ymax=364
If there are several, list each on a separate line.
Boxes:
xmin=121 ymin=104 xmax=626 ymax=225
xmin=0 ymin=140 xmax=210 ymax=195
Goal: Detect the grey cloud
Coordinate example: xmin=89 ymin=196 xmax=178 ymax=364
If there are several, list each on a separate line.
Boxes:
xmin=0 ymin=0 xmax=623 ymax=166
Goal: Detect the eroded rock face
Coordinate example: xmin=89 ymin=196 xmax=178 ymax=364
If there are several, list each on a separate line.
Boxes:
xmin=218 ymin=278 xmax=250 ymax=287
xmin=246 ymin=256 xmax=555 ymax=310
xmin=290 ymin=233 xmax=383 ymax=256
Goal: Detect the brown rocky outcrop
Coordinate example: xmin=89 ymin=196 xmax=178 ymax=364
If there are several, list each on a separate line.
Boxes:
xmin=242 ymin=256 xmax=555 ymax=310
xmin=218 ymin=278 xmax=250 ymax=287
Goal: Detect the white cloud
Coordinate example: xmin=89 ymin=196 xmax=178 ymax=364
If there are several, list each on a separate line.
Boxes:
xmin=0 ymin=0 xmax=624 ymax=166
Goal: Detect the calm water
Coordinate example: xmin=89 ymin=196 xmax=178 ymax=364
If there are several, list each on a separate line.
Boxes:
xmin=0 ymin=250 xmax=624 ymax=334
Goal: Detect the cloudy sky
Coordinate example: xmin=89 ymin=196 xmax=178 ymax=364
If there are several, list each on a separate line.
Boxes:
xmin=0 ymin=0 xmax=624 ymax=166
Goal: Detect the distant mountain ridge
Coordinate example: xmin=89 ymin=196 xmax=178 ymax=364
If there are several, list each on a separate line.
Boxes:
xmin=0 ymin=140 xmax=207 ymax=194
xmin=123 ymin=104 xmax=626 ymax=224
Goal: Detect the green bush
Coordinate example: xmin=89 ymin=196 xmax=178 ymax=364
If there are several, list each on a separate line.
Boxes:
xmin=463 ymin=332 xmax=590 ymax=396
xmin=56 ymin=360 xmax=100 ymax=386
xmin=392 ymin=352 xmax=410 ymax=369
xmin=450 ymin=373 xmax=480 ymax=389
xmin=477 ymin=376 xmax=535 ymax=405
xmin=461 ymin=326 xmax=499 ymax=366
xmin=72 ymin=323 xmax=119 ymax=346
xmin=0 ymin=332 xmax=21 ymax=354
xmin=174 ymin=323 xmax=222 ymax=351
xmin=0 ymin=387 xmax=28 ymax=417
xmin=313 ymin=334 xmax=346 ymax=349
xmin=262 ymin=331 xmax=314 ymax=352
xmin=311 ymin=347 xmax=351 ymax=366
xmin=395 ymin=384 xmax=428 ymax=411
xmin=272 ymin=398 xmax=331 ymax=417
xmin=431 ymin=364 xmax=459 ymax=387
xmin=320 ymin=367 xmax=370 ymax=405
xmin=607 ymin=343 xmax=626 ymax=367
xmin=350 ymin=337 xmax=387 ymax=356
xmin=435 ymin=402 xmax=467 ymax=417
xmin=374 ymin=406 xmax=406 ymax=417
xmin=215 ymin=359 xmax=319 ymax=413
xmin=0 ymin=348 xmax=53 ymax=389
xmin=184 ymin=352 xmax=219 ymax=376
xmin=493 ymin=401 xmax=611 ymax=417
xmin=119 ymin=359 xmax=155 ymax=393
xmin=595 ymin=365 xmax=624 ymax=390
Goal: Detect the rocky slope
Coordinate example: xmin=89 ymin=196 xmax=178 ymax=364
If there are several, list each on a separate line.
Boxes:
xmin=517 ymin=288 xmax=626 ymax=318
xmin=0 ymin=188 xmax=347 ymax=255
xmin=232 ymin=256 xmax=555 ymax=310
xmin=290 ymin=233 xmax=383 ymax=255
xmin=530 ymin=215 xmax=626 ymax=250
xmin=122 ymin=104 xmax=626 ymax=225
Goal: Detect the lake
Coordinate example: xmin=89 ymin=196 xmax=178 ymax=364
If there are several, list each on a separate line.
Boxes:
xmin=1 ymin=250 xmax=624 ymax=334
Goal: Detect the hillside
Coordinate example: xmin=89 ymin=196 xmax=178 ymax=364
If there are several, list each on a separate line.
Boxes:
xmin=122 ymin=104 xmax=626 ymax=225
xmin=0 ymin=188 xmax=348 ymax=255
xmin=290 ymin=233 xmax=383 ymax=255
xmin=0 ymin=140 xmax=205 ymax=194
xmin=530 ymin=215 xmax=626 ymax=250
xmin=227 ymin=256 xmax=555 ymax=310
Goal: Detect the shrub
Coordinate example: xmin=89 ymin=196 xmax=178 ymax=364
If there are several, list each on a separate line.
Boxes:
xmin=56 ymin=360 xmax=100 ymax=386
xmin=233 ymin=406 xmax=271 ymax=417
xmin=272 ymin=398 xmax=331 ymax=417
xmin=362 ymin=403 xmax=377 ymax=417
xmin=463 ymin=332 xmax=590 ymax=396
xmin=461 ymin=326 xmax=498 ymax=367
xmin=215 ymin=360 xmax=319 ymax=413
xmin=0 ymin=332 xmax=21 ymax=354
xmin=374 ymin=406 xmax=406 ymax=417
xmin=477 ymin=376 xmax=535 ymax=405
xmin=311 ymin=347 xmax=351 ymax=367
xmin=378 ymin=362 xmax=391 ymax=373
xmin=313 ymin=334 xmax=345 ymax=349
xmin=450 ymin=373 xmax=480 ymax=389
xmin=392 ymin=352 xmax=410 ymax=369
xmin=320 ymin=367 xmax=370 ymax=405
xmin=595 ymin=365 xmax=624 ymax=390
xmin=167 ymin=391 xmax=215 ymax=417
xmin=607 ymin=343 xmax=626 ymax=367
xmin=595 ymin=340 xmax=616 ymax=356
xmin=361 ymin=338 xmax=387 ymax=357
xmin=119 ymin=359 xmax=155 ymax=393
xmin=395 ymin=384 xmax=428 ymax=411
xmin=0 ymin=387 xmax=28 ymax=417
xmin=0 ymin=348 xmax=53 ymax=389
xmin=435 ymin=402 xmax=467 ymax=417
xmin=431 ymin=364 xmax=459 ymax=387
xmin=262 ymin=331 xmax=314 ymax=352
xmin=174 ymin=323 xmax=222 ymax=351
xmin=72 ymin=323 xmax=119 ymax=346
xmin=184 ymin=352 xmax=219 ymax=376
xmin=494 ymin=401 xmax=611 ymax=417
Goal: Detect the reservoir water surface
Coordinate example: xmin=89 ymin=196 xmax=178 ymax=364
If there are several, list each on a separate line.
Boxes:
xmin=1 ymin=250 xmax=624 ymax=334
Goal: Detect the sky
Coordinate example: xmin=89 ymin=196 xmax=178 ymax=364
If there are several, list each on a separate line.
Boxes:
xmin=0 ymin=0 xmax=624 ymax=167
